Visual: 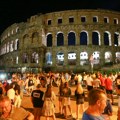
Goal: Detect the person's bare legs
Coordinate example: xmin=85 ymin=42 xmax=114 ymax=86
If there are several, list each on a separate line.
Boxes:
xmin=59 ymin=101 xmax=63 ymax=114
xmin=81 ymin=104 xmax=84 ymax=113
xmin=52 ymin=114 xmax=56 ymax=120
xmin=63 ymin=106 xmax=67 ymax=118
xmin=76 ymin=104 xmax=79 ymax=119
xmin=111 ymin=94 xmax=114 ymax=104
xmin=46 ymin=116 xmax=49 ymax=120
xmin=68 ymin=105 xmax=72 ymax=115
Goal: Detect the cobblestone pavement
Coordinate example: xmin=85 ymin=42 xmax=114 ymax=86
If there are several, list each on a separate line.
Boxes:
xmin=21 ymin=86 xmax=118 ymax=120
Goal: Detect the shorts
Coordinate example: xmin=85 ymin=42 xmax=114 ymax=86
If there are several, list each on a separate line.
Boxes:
xmin=59 ymin=96 xmax=63 ymax=102
xmin=33 ymin=107 xmax=42 ymax=117
xmin=76 ymin=98 xmax=84 ymax=104
xmin=62 ymin=97 xmax=70 ymax=106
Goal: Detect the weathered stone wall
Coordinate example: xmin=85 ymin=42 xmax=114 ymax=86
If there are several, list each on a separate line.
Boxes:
xmin=0 ymin=9 xmax=120 ymax=73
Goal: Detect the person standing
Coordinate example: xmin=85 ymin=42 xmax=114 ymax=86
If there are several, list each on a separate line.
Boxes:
xmin=62 ymin=82 xmax=72 ymax=119
xmin=105 ymin=74 xmax=114 ymax=105
xmin=99 ymin=74 xmax=106 ymax=90
xmin=82 ymin=88 xmax=107 ymax=120
xmin=115 ymin=74 xmax=120 ymax=120
xmin=58 ymin=81 xmax=64 ymax=115
xmin=85 ymin=74 xmax=93 ymax=92
xmin=14 ymin=83 xmax=21 ymax=108
xmin=42 ymin=84 xmax=56 ymax=120
xmin=92 ymin=74 xmax=101 ymax=89
xmin=7 ymin=83 xmax=15 ymax=104
xmin=28 ymin=76 xmax=34 ymax=95
xmin=31 ymin=84 xmax=44 ymax=120
xmin=0 ymin=96 xmax=34 ymax=120
xmin=75 ymin=82 xmax=85 ymax=119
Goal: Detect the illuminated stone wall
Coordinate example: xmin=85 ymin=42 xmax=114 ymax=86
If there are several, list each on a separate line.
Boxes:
xmin=0 ymin=9 xmax=120 ymax=73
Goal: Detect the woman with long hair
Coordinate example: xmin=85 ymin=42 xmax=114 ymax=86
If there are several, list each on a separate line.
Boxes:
xmin=75 ymin=82 xmax=85 ymax=119
xmin=58 ymin=80 xmax=64 ymax=115
xmin=62 ymin=82 xmax=72 ymax=119
xmin=42 ymin=84 xmax=56 ymax=120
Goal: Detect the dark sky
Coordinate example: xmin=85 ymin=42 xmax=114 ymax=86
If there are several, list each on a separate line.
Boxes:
xmin=0 ymin=0 xmax=120 ymax=35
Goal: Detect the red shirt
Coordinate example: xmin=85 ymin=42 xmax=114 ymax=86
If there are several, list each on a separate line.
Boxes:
xmin=99 ymin=76 xmax=105 ymax=87
xmin=105 ymin=77 xmax=113 ymax=90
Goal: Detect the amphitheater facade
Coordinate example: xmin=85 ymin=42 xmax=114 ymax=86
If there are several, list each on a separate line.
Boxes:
xmin=0 ymin=9 xmax=120 ymax=73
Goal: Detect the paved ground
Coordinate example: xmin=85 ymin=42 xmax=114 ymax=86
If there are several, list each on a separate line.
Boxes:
xmin=21 ymin=86 xmax=118 ymax=120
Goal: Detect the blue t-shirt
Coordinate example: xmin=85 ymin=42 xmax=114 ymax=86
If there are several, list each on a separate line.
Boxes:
xmin=82 ymin=111 xmax=105 ymax=120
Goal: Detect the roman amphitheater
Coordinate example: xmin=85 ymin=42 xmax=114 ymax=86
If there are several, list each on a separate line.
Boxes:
xmin=0 ymin=9 xmax=120 ymax=73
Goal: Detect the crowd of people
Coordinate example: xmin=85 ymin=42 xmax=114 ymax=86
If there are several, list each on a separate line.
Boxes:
xmin=0 ymin=71 xmax=120 ymax=120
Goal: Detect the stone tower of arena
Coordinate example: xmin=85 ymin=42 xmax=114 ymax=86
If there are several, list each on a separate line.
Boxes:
xmin=0 ymin=9 xmax=120 ymax=73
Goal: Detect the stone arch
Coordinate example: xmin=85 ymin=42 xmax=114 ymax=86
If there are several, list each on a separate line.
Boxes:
xmin=80 ymin=51 xmax=88 ymax=65
xmin=16 ymin=27 xmax=19 ymax=33
xmin=15 ymin=39 xmax=19 ymax=50
xmin=114 ymin=32 xmax=119 ymax=46
xmin=118 ymin=34 xmax=120 ymax=46
xmin=56 ymin=52 xmax=64 ymax=65
xmin=68 ymin=51 xmax=76 ymax=65
xmin=23 ymin=34 xmax=29 ymax=45
xmin=7 ymin=42 xmax=9 ymax=53
xmin=104 ymin=31 xmax=111 ymax=46
xmin=92 ymin=51 xmax=100 ymax=64
xmin=22 ymin=53 xmax=29 ymax=63
xmin=105 ymin=51 xmax=112 ymax=63
xmin=10 ymin=41 xmax=14 ymax=52
xmin=115 ymin=52 xmax=120 ymax=63
xmin=46 ymin=33 xmax=52 ymax=47
xmin=57 ymin=32 xmax=64 ymax=46
xmin=46 ymin=52 xmax=52 ymax=65
xmin=31 ymin=32 xmax=39 ymax=43
xmin=16 ymin=56 xmax=19 ymax=64
xmin=31 ymin=52 xmax=39 ymax=63
xmin=92 ymin=31 xmax=100 ymax=45
xmin=68 ymin=31 xmax=76 ymax=46
xmin=80 ymin=31 xmax=88 ymax=45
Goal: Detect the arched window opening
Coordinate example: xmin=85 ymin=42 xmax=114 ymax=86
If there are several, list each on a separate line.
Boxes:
xmin=56 ymin=52 xmax=64 ymax=65
xmin=80 ymin=32 xmax=87 ymax=45
xmin=57 ymin=33 xmax=64 ymax=46
xmin=68 ymin=32 xmax=76 ymax=46
xmin=15 ymin=39 xmax=19 ymax=50
xmin=23 ymin=53 xmax=28 ymax=63
xmin=31 ymin=52 xmax=39 ymax=63
xmin=10 ymin=41 xmax=14 ymax=52
xmin=16 ymin=56 xmax=19 ymax=64
xmin=46 ymin=52 xmax=52 ymax=65
xmin=92 ymin=51 xmax=100 ymax=64
xmin=115 ymin=52 xmax=120 ymax=63
xmin=32 ymin=32 xmax=39 ymax=43
xmin=92 ymin=32 xmax=99 ymax=45
xmin=114 ymin=33 xmax=119 ymax=46
xmin=80 ymin=52 xmax=88 ymax=65
xmin=68 ymin=52 xmax=76 ymax=65
xmin=23 ymin=34 xmax=29 ymax=46
xmin=47 ymin=34 xmax=52 ymax=47
xmin=7 ymin=42 xmax=9 ymax=53
xmin=104 ymin=32 xmax=111 ymax=46
xmin=105 ymin=52 xmax=112 ymax=63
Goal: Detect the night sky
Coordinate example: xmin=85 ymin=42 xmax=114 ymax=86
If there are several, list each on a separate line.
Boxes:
xmin=0 ymin=0 xmax=120 ymax=35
